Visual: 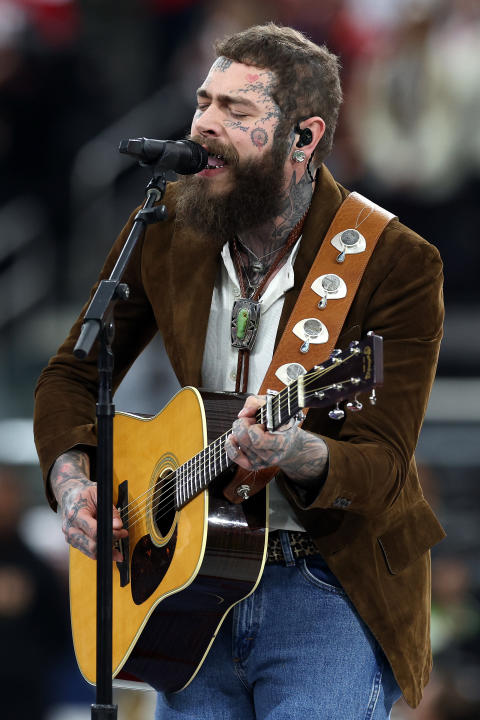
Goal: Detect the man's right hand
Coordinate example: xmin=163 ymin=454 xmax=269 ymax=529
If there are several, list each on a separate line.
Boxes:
xmin=50 ymin=450 xmax=127 ymax=561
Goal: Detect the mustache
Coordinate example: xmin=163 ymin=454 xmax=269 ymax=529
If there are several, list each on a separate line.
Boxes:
xmin=187 ymin=133 xmax=240 ymax=167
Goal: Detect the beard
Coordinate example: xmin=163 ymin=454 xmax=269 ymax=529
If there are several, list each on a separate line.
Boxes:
xmin=175 ymin=132 xmax=290 ymax=245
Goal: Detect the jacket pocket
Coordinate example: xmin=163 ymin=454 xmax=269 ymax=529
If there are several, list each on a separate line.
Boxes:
xmin=377 ymin=500 xmax=446 ymax=575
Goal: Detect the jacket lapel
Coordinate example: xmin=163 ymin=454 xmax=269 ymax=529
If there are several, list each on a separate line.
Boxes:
xmin=168 ymin=223 xmax=220 ymax=387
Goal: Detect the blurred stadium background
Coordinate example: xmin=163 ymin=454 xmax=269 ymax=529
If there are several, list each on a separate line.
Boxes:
xmin=0 ymin=0 xmax=479 ymax=718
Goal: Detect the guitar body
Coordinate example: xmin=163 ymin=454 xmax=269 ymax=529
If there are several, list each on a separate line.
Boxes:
xmin=69 ymin=387 xmax=268 ymax=694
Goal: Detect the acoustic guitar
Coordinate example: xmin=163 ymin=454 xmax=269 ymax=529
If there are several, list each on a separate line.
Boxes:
xmin=69 ymin=333 xmax=382 ymax=693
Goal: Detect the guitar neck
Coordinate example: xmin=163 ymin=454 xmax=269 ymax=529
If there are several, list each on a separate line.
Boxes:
xmin=174 ymin=382 xmax=304 ymax=510
xmin=174 ymin=333 xmax=383 ymax=509
xmin=175 ymin=431 xmax=233 ymax=509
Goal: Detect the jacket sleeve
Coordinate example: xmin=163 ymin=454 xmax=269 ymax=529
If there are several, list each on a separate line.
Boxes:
xmin=282 ymin=234 xmax=444 ymax=518
xmin=33 ymin=208 xmax=159 ymax=509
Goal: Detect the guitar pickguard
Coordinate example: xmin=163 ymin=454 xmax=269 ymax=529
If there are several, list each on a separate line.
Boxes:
xmin=131 ymin=527 xmax=178 ymax=605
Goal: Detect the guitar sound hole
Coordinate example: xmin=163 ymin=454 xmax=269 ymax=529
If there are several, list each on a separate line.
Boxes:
xmin=153 ymin=472 xmax=176 ymax=539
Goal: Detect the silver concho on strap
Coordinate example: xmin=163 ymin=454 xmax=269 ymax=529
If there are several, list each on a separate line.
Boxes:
xmin=311 ymin=273 xmax=347 ymax=309
xmin=292 ymin=318 xmax=328 ymax=354
xmin=331 ymin=229 xmax=366 ymax=263
xmin=275 ymin=362 xmax=307 ymax=386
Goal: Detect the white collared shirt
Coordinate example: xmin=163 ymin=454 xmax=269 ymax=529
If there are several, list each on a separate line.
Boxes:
xmin=201 ymin=240 xmax=306 ymax=531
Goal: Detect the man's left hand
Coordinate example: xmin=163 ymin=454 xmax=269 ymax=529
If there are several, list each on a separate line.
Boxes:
xmin=225 ymin=395 xmax=329 ymax=483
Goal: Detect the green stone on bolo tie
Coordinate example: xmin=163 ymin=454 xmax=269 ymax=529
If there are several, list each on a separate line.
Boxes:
xmin=236 ymin=307 xmax=249 ymax=340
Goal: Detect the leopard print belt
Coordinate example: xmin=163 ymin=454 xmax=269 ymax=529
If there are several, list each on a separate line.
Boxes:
xmin=266 ymin=530 xmax=320 ymax=564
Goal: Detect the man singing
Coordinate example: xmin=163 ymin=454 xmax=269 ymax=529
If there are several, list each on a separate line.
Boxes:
xmin=34 ymin=23 xmax=445 ymax=719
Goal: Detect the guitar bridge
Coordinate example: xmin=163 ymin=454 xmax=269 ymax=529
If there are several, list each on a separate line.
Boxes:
xmin=115 ymin=480 xmax=130 ymax=587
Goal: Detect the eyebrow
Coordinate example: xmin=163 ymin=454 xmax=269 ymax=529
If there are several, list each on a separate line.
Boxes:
xmin=196 ymin=88 xmax=260 ymax=111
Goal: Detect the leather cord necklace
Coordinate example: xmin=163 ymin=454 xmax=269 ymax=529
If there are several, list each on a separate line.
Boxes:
xmin=230 ymin=211 xmax=308 ymax=393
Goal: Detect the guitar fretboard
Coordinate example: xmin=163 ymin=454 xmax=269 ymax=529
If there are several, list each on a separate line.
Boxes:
xmin=172 ymin=334 xmax=381 ymax=510
xmin=174 ymin=381 xmax=304 ymax=509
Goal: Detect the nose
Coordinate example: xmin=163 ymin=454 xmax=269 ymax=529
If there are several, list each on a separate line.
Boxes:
xmin=192 ymin=104 xmax=223 ymax=138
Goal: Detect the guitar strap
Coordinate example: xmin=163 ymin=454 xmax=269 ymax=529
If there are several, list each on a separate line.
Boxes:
xmin=223 ymin=191 xmax=395 ymax=504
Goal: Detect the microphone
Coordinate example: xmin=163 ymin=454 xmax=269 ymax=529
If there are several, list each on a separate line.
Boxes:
xmin=119 ymin=137 xmax=208 ymax=174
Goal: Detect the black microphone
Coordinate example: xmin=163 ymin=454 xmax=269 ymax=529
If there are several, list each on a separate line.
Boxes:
xmin=119 ymin=137 xmax=208 ymax=174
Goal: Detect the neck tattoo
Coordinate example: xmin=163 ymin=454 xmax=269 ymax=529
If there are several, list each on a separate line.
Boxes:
xmin=235 ymin=237 xmax=283 ymax=276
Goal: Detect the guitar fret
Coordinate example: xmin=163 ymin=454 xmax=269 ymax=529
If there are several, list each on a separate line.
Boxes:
xmin=287 ymin=385 xmax=291 ymax=416
xmin=175 ymin=466 xmax=180 ymax=508
xmin=188 ymin=456 xmax=193 ymax=499
xmin=177 ymin=464 xmax=182 ymax=507
xmin=189 ymin=459 xmax=193 ymax=501
xmin=179 ymin=463 xmax=184 ymax=507
xmin=183 ymin=462 xmax=188 ymax=505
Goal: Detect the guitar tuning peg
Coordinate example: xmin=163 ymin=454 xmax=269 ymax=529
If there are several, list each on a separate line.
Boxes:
xmin=328 ymin=403 xmax=345 ymax=421
xmin=346 ymin=395 xmax=363 ymax=412
xmin=369 ymin=389 xmax=377 ymax=406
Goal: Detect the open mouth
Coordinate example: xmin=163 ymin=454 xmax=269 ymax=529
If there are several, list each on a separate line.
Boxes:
xmin=206 ymin=154 xmax=227 ymax=169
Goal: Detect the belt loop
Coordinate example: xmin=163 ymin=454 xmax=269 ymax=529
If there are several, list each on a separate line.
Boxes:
xmin=279 ymin=530 xmax=296 ymax=567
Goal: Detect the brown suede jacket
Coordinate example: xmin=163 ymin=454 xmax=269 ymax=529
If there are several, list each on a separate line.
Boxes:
xmin=34 ymin=165 xmax=445 ymax=707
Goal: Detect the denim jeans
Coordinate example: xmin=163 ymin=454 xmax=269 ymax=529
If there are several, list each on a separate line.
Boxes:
xmin=156 ymin=531 xmax=401 ymax=719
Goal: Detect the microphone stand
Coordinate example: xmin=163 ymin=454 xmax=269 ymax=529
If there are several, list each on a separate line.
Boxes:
xmin=73 ymin=167 xmax=168 ymax=720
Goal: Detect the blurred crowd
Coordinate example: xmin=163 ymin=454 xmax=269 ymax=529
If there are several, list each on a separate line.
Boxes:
xmin=1 ymin=0 xmax=480 ymax=306
xmin=1 ymin=0 xmax=479 ymax=718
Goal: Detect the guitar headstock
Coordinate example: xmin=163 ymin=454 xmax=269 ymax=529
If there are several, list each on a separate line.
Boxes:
xmin=259 ymin=333 xmax=383 ymax=431
xmin=299 ymin=332 xmax=383 ymax=412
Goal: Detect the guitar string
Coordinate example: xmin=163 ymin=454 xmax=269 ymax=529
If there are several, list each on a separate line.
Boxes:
xmin=119 ymin=358 xmax=340 ymax=524
xmin=121 ymin=353 xmax=361 ymax=530
xmin=119 ymin=359 xmax=336 ymax=521
xmin=122 ymin=355 xmax=360 ymax=531
xmin=123 ymin=354 xmax=362 ymax=531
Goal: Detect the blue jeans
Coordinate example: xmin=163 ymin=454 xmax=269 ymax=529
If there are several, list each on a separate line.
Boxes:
xmin=156 ymin=531 xmax=401 ymax=719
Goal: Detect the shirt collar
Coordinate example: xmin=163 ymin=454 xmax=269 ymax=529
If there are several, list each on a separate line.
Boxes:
xmin=220 ymin=237 xmax=302 ymax=313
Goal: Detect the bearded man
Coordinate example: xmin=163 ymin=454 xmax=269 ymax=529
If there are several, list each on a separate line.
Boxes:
xmin=34 ymin=23 xmax=445 ymax=720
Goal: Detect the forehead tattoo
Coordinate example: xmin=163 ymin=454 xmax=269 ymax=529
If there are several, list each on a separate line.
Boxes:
xmin=236 ymin=69 xmax=281 ymax=125
xmin=200 ymin=62 xmax=281 ymax=129
xmin=211 ymin=56 xmax=233 ymax=73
